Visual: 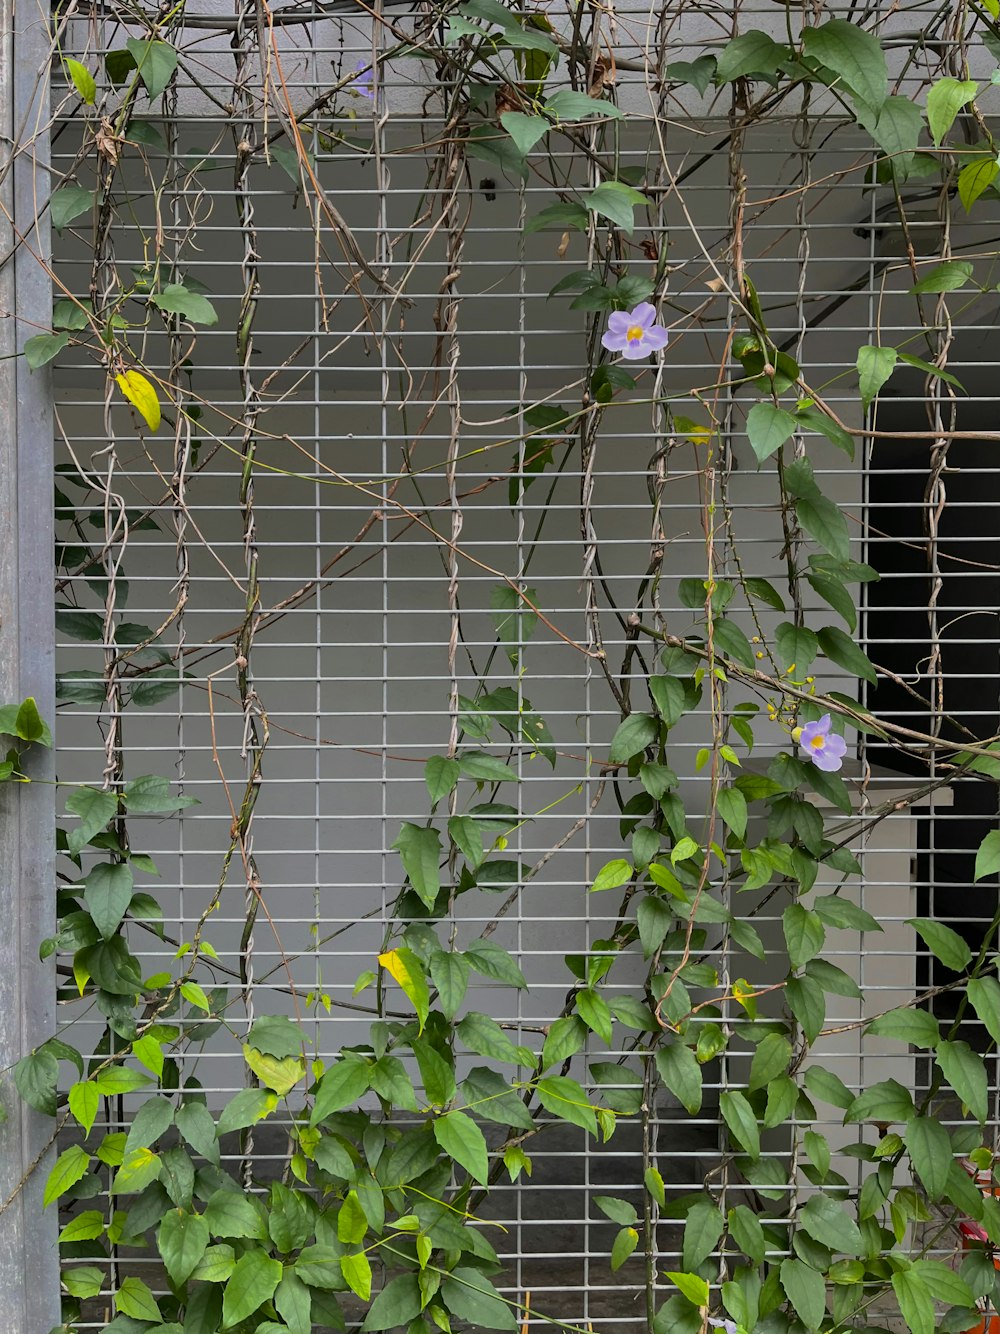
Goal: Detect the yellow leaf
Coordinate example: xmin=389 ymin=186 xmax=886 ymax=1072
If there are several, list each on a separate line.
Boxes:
xmin=115 ymin=369 xmax=161 ymax=431
xmin=243 ymin=1044 xmax=305 ymax=1098
xmin=377 ymin=948 xmax=429 ymax=1033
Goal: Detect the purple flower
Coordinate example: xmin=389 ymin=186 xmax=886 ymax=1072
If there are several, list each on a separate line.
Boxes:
xmin=796 ymin=713 xmax=847 ymax=772
xmin=601 ymin=303 xmax=669 ymax=360
xmin=350 ymin=58 xmax=374 ymax=99
xmin=708 ymin=1320 xmax=739 ymax=1334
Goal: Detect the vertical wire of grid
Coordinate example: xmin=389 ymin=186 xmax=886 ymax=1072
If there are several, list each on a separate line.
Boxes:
xmin=787 ymin=61 xmax=813 ymax=1246
xmin=166 ymin=69 xmax=189 ymax=1056
xmin=375 ymin=8 xmax=392 ymax=1093
xmin=646 ymin=59 xmax=668 ymax=1318
xmin=514 ymin=132 xmax=528 ymax=1322
xmin=702 ymin=0 xmax=747 ymax=1273
xmin=580 ymin=51 xmax=604 ymax=1327
xmin=857 ymin=89 xmax=881 ymax=1202
xmin=717 ymin=0 xmax=744 ymax=1270
xmin=310 ymin=15 xmax=324 ymax=1062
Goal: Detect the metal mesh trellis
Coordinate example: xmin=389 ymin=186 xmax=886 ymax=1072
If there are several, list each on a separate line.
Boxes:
xmin=10 ymin=0 xmax=1000 ymax=1329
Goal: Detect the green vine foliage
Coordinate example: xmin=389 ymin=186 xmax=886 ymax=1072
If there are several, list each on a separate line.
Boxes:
xmin=8 ymin=1 xmax=1000 ymax=1332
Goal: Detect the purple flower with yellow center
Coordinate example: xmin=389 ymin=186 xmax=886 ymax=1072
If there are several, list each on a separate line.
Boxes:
xmin=708 ymin=1319 xmax=740 ymax=1334
xmin=793 ymin=713 xmax=847 ymax=772
xmin=350 ymin=58 xmax=374 ymax=99
xmin=601 ymin=303 xmax=669 ymax=360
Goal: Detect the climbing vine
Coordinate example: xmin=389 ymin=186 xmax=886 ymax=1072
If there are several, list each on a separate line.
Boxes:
xmin=6 ymin=1 xmax=1000 ymax=1332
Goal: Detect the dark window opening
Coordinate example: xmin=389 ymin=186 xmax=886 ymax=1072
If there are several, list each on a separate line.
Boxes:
xmin=866 ymin=378 xmax=1000 ymax=1047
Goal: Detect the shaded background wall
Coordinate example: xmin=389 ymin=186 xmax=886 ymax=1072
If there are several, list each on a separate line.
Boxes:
xmin=43 ymin=15 xmax=1000 ymax=1319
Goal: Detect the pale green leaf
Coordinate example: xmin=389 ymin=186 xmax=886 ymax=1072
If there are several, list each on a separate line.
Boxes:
xmin=440 ymin=1267 xmax=518 ymax=1332
xmin=818 ymin=624 xmax=877 ymax=683
xmin=783 ymin=902 xmax=825 ymax=970
xmin=959 ymin=156 xmax=999 ymax=211
xmin=499 ymin=111 xmax=549 ymax=156
xmin=610 ymin=1226 xmax=639 ymax=1270
xmin=682 ymin=1196 xmax=723 ymax=1269
xmin=115 ymin=1275 xmax=162 ymax=1321
xmin=68 ymin=1080 xmax=100 ymax=1136
xmin=857 ymin=345 xmax=897 ymax=411
xmin=655 ymin=1043 xmax=702 ymax=1115
xmin=125 ymin=37 xmax=179 ymax=100
xmin=591 ymin=858 xmax=633 ymax=891
xmin=665 ymin=1270 xmax=709 ymax=1307
xmin=24 ymin=332 xmax=70 ymax=370
xmin=926 ymin=77 xmax=978 ymax=146
xmin=746 ymin=402 xmax=797 ymax=464
xmin=535 ymin=1075 xmax=598 ymax=1136
xmin=974 ymin=829 xmax=1000 ymax=881
xmin=59 ymin=1210 xmax=106 ymax=1243
xmin=719 ymin=1090 xmax=760 ymax=1158
xmin=802 ymin=19 xmax=887 ymax=108
xmin=149 ymin=283 xmax=219 ymax=327
xmin=433 ymin=1109 xmax=490 ymax=1184
xmin=608 ymin=713 xmax=658 ymax=764
xmin=780 ymin=1257 xmax=827 ymax=1329
xmin=545 ymin=89 xmax=624 ymax=121
xmin=50 ymin=185 xmax=94 ymax=231
xmin=892 ymin=1268 xmax=935 ymax=1334
xmin=425 ymin=755 xmax=460 ymax=805
xmin=64 ymin=58 xmax=97 ymax=102
xmin=221 ymin=1251 xmax=283 ymax=1326
xmin=392 ymin=823 xmax=442 ymax=909
xmin=747 ymin=1032 xmax=792 ymax=1092
xmin=217 ymin=1086 xmax=277 ymax=1137
xmin=243 ymin=1044 xmax=304 ymax=1097
xmin=717 ymin=787 xmax=747 ymax=841
xmin=967 ymin=976 xmax=1000 ymax=1044
xmin=340 ymin=1251 xmax=372 ymax=1303
xmin=84 ymin=861 xmax=135 ymax=939
xmin=715 ymin=30 xmax=786 ymax=82
xmin=906 ymin=917 xmax=972 ymax=972
xmin=936 ymin=1040 xmax=988 ymax=1121
xmin=158 ymin=1208 xmax=210 ymax=1286
xmin=867 ymin=1006 xmax=940 ymax=1047
xmin=905 ymin=1116 xmax=952 ymax=1201
xmin=310 ymin=1057 xmax=371 ymax=1125
xmin=584 ymin=181 xmax=649 ymax=234
xmin=799 ymin=1194 xmax=863 ymax=1254
xmin=62 ymin=1265 xmax=104 ymax=1299
xmin=796 ymin=496 xmax=851 ymax=563
xmin=910 ymin=260 xmax=974 ymax=294
xmin=429 ymin=949 xmax=470 ymax=1020
xmin=361 ymin=1274 xmax=423 ymax=1331
xmin=43 ymin=1144 xmax=91 ymax=1207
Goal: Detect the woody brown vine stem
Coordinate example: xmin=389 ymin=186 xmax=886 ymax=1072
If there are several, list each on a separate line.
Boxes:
xmin=230 ymin=0 xmax=268 ymax=1189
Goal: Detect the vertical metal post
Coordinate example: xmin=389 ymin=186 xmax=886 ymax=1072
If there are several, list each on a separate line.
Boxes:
xmin=0 ymin=0 xmax=58 ymax=1322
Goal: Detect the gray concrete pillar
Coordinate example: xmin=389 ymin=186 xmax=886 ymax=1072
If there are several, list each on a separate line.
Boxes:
xmin=0 ymin=0 xmax=59 ymax=1322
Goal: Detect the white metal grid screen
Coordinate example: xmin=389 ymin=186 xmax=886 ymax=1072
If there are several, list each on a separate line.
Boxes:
xmin=42 ymin=0 xmax=1000 ymax=1330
